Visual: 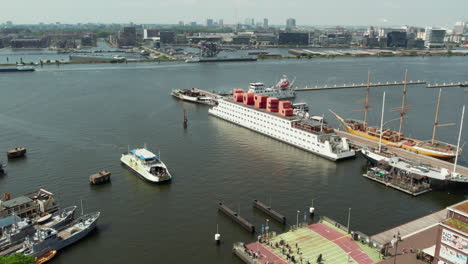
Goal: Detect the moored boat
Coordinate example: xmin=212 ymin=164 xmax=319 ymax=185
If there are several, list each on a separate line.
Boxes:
xmin=0 ymin=218 xmax=35 ymax=250
xmin=19 ymin=212 xmax=100 ymax=257
xmin=7 ymin=147 xmax=27 ymax=159
xmin=209 ymin=89 xmax=355 ymax=161
xmin=121 ymin=147 xmax=172 ymax=183
xmin=0 ymin=66 xmax=35 ymax=73
xmin=171 ymin=89 xmax=215 ymax=105
xmin=247 ymin=75 xmax=296 ymax=99
xmin=331 ymin=72 xmax=461 ymax=160
xmin=37 ymin=206 xmax=77 ymax=230
xmin=35 ymin=250 xmax=56 ymax=264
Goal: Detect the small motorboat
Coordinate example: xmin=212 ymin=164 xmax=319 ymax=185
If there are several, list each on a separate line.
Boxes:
xmin=36 ymin=214 xmax=52 ymax=224
xmin=35 ymin=250 xmax=57 ymax=264
xmin=7 ymin=147 xmax=27 ymax=159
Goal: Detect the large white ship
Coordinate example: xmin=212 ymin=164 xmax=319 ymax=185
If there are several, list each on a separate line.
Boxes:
xmin=247 ymin=75 xmax=296 ymax=99
xmin=121 ymin=147 xmax=172 ymax=183
xmin=208 ymin=90 xmax=355 ymax=161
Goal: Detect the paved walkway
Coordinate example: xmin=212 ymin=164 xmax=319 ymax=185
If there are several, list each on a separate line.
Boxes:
xmin=308 ymin=223 xmax=374 ymax=264
xmin=377 ymin=225 xmax=439 ymax=264
xmin=246 ymin=242 xmax=289 ymax=264
xmin=370 ymin=209 xmax=447 ymax=245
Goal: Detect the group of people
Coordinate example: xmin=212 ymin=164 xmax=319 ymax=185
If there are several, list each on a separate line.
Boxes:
xmin=241 ymin=243 xmax=264 ymax=260
xmin=269 ymin=238 xmax=323 ymax=264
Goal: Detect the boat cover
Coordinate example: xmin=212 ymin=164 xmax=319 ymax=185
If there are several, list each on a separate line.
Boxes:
xmin=130 ymin=149 xmax=158 ymax=160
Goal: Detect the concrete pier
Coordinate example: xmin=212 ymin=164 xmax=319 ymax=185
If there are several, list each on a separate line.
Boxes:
xmin=294 ymin=81 xmax=425 ymax=91
xmin=218 ymin=202 xmax=255 ymax=233
xmin=252 ymin=200 xmax=286 ymax=224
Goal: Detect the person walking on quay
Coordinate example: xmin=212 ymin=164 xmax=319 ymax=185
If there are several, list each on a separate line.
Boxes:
xmin=316 ymin=253 xmax=323 ymax=263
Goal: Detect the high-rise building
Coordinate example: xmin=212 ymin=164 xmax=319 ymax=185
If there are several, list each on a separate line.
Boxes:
xmin=179 ymin=21 xmax=184 ymax=27
xmin=118 ymin=27 xmax=137 ymax=47
xmin=144 ymin=29 xmax=159 ymax=39
xmin=218 ymin=19 xmax=224 ymax=26
xmin=424 ymin=27 xmax=446 ymax=48
xmin=263 ymin=18 xmax=269 ymax=28
xmin=244 ymin=18 xmax=255 ymax=26
xmin=206 ymin=19 xmax=214 ymax=27
xmin=386 ymin=31 xmax=407 ymax=48
xmin=453 ymin=21 xmax=466 ymax=34
xmin=160 ymin=31 xmax=176 ymax=44
xmin=367 ymin=26 xmax=376 ymax=38
xmin=286 ymin=18 xmax=296 ymax=30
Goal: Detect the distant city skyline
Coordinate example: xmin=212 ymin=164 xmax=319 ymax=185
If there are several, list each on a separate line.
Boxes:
xmin=3 ymin=0 xmax=468 ymax=28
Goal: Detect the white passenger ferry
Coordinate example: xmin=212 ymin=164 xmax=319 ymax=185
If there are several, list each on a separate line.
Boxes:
xmin=121 ymin=147 xmax=172 ymax=183
xmin=247 ymin=75 xmax=296 ymax=99
xmin=208 ymin=91 xmax=355 ymax=161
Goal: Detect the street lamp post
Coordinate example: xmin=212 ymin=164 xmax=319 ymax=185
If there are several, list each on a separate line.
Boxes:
xmin=347 ymin=208 xmax=351 ymax=234
xmin=296 ymin=210 xmax=300 ymax=228
xmin=393 ymin=236 xmax=399 ymax=264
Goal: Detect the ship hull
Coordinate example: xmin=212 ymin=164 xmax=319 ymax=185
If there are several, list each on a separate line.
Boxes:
xmin=342 ymin=125 xmax=456 ymax=160
xmin=171 ymin=92 xmax=214 ymax=105
xmin=120 ymin=155 xmax=172 ymax=183
xmin=0 ymin=68 xmax=35 ymax=72
xmin=209 ymin=100 xmax=355 ymax=161
xmin=186 ymin=57 xmax=257 ymax=63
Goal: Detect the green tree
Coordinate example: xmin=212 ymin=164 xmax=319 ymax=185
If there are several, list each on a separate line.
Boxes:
xmin=0 ymin=253 xmax=35 ymax=264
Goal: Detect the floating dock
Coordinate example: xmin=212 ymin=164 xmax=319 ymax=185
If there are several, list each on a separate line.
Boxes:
xmin=335 ymin=130 xmax=468 ymax=181
xmin=218 ymin=202 xmax=255 ymax=233
xmin=294 ymin=80 xmax=425 ymax=91
xmin=252 ymin=200 xmax=286 ymax=224
xmin=362 ymin=171 xmax=431 ymax=196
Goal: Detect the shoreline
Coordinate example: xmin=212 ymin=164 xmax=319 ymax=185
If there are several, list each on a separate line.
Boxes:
xmin=0 ymin=50 xmax=466 ymax=67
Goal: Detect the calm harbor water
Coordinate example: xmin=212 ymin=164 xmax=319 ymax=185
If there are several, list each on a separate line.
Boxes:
xmin=0 ymin=56 xmax=467 ymax=263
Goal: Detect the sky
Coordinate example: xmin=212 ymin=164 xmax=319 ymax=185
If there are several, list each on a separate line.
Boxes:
xmin=3 ymin=0 xmax=467 ymax=28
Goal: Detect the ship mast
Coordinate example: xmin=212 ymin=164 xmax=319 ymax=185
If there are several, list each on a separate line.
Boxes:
xmin=397 ymin=70 xmax=408 ymax=141
xmin=431 ymin=89 xmax=455 ymax=145
xmin=363 ymin=71 xmax=371 ymax=129
xmin=379 ymin=92 xmax=386 ymax=153
xmin=453 ymin=105 xmax=465 ymax=177
xmin=431 ymin=88 xmax=442 ymax=144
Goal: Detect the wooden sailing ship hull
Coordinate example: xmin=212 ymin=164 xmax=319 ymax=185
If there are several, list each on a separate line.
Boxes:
xmin=342 ymin=125 xmax=457 ymax=160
